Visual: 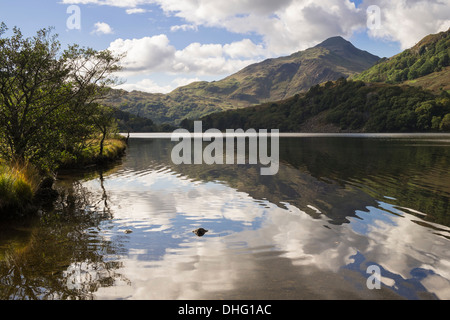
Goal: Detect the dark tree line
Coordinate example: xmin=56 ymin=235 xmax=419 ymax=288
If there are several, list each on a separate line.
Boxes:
xmin=180 ymin=78 xmax=450 ymax=133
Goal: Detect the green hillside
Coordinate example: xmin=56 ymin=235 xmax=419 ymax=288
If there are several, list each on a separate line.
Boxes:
xmin=104 ymin=36 xmax=380 ymax=125
xmin=184 ymin=78 xmax=450 ymax=133
xmin=403 ymin=66 xmax=450 ymax=94
xmin=354 ymin=28 xmax=450 ymax=85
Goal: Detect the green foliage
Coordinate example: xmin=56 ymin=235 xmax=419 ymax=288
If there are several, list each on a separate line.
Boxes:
xmin=440 ymin=114 xmax=450 ymax=131
xmin=191 ymin=79 xmax=450 ymax=133
xmin=355 ymin=29 xmax=450 ymax=84
xmin=58 ymin=137 xmax=127 ymax=169
xmin=0 ymin=161 xmax=40 ymax=217
xmin=0 ymin=23 xmax=122 ymax=171
xmin=113 ymin=108 xmax=176 ymax=132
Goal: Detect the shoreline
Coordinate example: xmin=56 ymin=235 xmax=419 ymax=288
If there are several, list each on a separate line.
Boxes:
xmin=0 ymin=136 xmax=128 ymax=219
xmin=122 ymin=131 xmax=450 ymax=139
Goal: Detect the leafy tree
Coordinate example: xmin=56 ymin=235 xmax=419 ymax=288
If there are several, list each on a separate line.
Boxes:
xmin=91 ymin=105 xmax=118 ymax=158
xmin=440 ymin=114 xmax=450 ymax=131
xmin=0 ymin=23 xmax=122 ymax=170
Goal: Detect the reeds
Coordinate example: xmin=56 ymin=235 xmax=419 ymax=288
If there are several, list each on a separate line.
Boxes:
xmin=0 ymin=160 xmax=41 ymax=217
xmin=101 ymin=137 xmax=127 ymax=160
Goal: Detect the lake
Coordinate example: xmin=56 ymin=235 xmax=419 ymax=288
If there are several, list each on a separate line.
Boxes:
xmin=1 ymin=133 xmax=450 ymax=300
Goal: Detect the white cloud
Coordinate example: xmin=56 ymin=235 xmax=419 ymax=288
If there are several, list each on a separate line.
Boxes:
xmin=115 ymin=77 xmax=201 ymax=93
xmin=92 ymin=22 xmax=114 ymax=35
xmin=63 ymin=0 xmax=450 ymax=54
xmin=108 ymin=35 xmax=262 ymax=77
xmin=223 ymin=39 xmax=266 ymax=59
xmin=171 ymin=77 xmax=201 ymax=87
xmin=170 ymin=24 xmax=198 ymax=32
xmin=126 ymin=8 xmax=148 ymax=14
xmin=61 ymin=0 xmax=147 ymax=8
xmin=108 ymin=35 xmax=176 ymax=74
xmin=361 ymin=0 xmax=450 ymax=50
xmin=152 ymin=0 xmax=366 ymax=55
xmin=64 ymin=0 xmax=450 ymax=92
xmin=115 ymin=78 xmax=173 ymax=93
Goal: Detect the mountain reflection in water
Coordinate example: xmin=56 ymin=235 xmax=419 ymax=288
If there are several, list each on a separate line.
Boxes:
xmin=1 ymin=134 xmax=449 ymax=300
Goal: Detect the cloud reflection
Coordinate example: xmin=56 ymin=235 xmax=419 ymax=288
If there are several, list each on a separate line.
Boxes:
xmin=76 ymin=163 xmax=450 ymax=300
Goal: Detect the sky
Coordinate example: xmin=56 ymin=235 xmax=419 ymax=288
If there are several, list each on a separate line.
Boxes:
xmin=0 ymin=0 xmax=449 ymax=94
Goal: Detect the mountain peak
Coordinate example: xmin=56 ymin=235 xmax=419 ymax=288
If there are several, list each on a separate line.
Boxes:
xmin=313 ymin=35 xmax=380 ymax=65
xmin=314 ymin=36 xmax=356 ymax=51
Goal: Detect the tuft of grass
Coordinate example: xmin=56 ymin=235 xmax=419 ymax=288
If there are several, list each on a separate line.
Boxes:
xmin=0 ymin=161 xmax=41 ymax=217
xmin=101 ymin=137 xmax=127 ymax=159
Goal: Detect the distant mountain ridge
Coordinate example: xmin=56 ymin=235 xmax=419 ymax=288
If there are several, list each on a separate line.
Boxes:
xmin=104 ymin=36 xmax=381 ymax=125
xmin=186 ymin=30 xmax=450 ymax=134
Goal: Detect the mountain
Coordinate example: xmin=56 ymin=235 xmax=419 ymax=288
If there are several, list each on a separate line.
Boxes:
xmin=204 ymin=36 xmax=380 ymax=103
xmin=104 ymin=36 xmax=380 ymax=125
xmin=183 ymin=30 xmax=450 ymax=133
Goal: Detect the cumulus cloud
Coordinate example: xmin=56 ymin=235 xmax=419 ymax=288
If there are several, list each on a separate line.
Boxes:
xmin=223 ymin=39 xmax=266 ymax=59
xmin=126 ymin=8 xmax=148 ymax=14
xmin=152 ymin=0 xmax=365 ymax=55
xmin=108 ymin=35 xmax=176 ymax=74
xmin=63 ymin=0 xmax=450 ymax=92
xmin=61 ymin=0 xmax=147 ymax=8
xmin=151 ymin=0 xmax=450 ymax=53
xmin=170 ymin=24 xmax=198 ymax=32
xmin=64 ymin=0 xmax=450 ymax=53
xmin=92 ymin=22 xmax=114 ymax=35
xmin=116 ymin=77 xmax=201 ymax=93
xmin=361 ymin=0 xmax=450 ymax=50
xmin=115 ymin=78 xmax=174 ymax=93
xmin=108 ymin=36 xmax=263 ymax=77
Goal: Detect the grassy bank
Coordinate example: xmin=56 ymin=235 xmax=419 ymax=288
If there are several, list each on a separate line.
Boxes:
xmin=0 ymin=135 xmax=127 ymax=218
xmin=59 ymin=135 xmax=128 ymax=169
xmin=0 ymin=161 xmax=41 ymax=218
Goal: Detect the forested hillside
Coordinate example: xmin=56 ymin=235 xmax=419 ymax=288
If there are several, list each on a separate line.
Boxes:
xmin=354 ymin=28 xmax=449 ymax=84
xmin=184 ymin=78 xmax=450 ymax=133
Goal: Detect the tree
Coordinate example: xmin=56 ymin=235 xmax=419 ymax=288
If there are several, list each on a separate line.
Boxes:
xmin=440 ymin=114 xmax=450 ymax=132
xmin=91 ymin=105 xmax=118 ymax=158
xmin=0 ymin=23 xmax=122 ymax=170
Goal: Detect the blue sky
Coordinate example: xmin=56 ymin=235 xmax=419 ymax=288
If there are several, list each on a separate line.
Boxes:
xmin=1 ymin=0 xmax=449 ymax=93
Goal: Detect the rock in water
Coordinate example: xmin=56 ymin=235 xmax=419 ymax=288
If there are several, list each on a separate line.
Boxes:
xmin=192 ymin=228 xmax=208 ymax=237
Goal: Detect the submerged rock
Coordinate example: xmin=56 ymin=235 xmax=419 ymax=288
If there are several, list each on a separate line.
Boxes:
xmin=192 ymin=228 xmax=208 ymax=237
xmin=34 ymin=176 xmax=59 ymax=205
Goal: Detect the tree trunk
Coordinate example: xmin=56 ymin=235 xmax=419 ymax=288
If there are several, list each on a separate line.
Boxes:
xmin=99 ymin=128 xmax=106 ymax=158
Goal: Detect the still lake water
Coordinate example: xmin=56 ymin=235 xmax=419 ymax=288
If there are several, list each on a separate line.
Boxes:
xmin=1 ymin=133 xmax=450 ymax=300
